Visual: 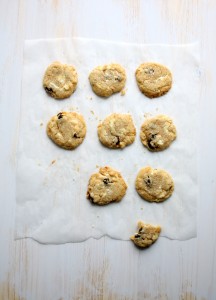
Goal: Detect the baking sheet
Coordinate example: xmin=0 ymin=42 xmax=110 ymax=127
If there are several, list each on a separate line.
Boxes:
xmin=15 ymin=38 xmax=200 ymax=243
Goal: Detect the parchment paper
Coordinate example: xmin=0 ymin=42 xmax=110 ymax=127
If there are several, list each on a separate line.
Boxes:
xmin=15 ymin=38 xmax=200 ymax=244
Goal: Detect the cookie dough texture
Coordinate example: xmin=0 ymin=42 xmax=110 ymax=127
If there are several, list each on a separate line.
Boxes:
xmin=135 ymin=62 xmax=172 ymax=98
xmin=89 ymin=64 xmax=126 ymax=97
xmin=43 ymin=62 xmax=78 ymax=99
xmin=47 ymin=112 xmax=86 ymax=150
xmin=86 ymin=166 xmax=127 ymax=205
xmin=135 ymin=166 xmax=174 ymax=202
xmin=140 ymin=115 xmax=177 ymax=151
xmin=131 ymin=221 xmax=161 ymax=248
xmin=98 ymin=114 xmax=136 ymax=149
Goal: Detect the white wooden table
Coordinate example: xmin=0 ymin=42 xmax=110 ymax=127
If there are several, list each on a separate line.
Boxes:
xmin=0 ymin=1 xmax=215 ymax=299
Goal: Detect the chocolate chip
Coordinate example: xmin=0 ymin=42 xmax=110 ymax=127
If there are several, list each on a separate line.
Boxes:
xmin=135 ymin=234 xmax=141 ymax=238
xmin=45 ymin=87 xmax=54 ymax=95
xmin=114 ymin=76 xmax=122 ymax=81
xmin=57 ymin=112 xmax=63 ymax=119
xmin=116 ymin=136 xmax=120 ymax=146
xmin=147 ymin=140 xmax=156 ymax=150
xmin=151 ymin=134 xmax=157 ymax=139
xmin=145 ymin=176 xmax=152 ymax=187
xmin=73 ymin=133 xmax=78 ymax=138
xmin=138 ymin=227 xmax=143 ymax=233
xmin=103 ymin=178 xmax=110 ymax=185
xmin=147 ymin=134 xmax=158 ymax=150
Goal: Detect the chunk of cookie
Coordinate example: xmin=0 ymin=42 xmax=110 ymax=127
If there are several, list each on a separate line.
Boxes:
xmin=86 ymin=166 xmax=127 ymax=205
xmin=43 ymin=62 xmax=78 ymax=99
xmin=131 ymin=221 xmax=161 ymax=248
xmin=135 ymin=166 xmax=174 ymax=202
xmin=98 ymin=114 xmax=136 ymax=149
xmin=135 ymin=62 xmax=172 ymax=98
xmin=140 ymin=115 xmax=176 ymax=151
xmin=47 ymin=112 xmax=86 ymax=150
xmin=89 ymin=63 xmax=126 ymax=97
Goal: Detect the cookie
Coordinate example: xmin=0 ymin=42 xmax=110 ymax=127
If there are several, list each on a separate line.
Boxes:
xmin=140 ymin=115 xmax=176 ymax=151
xmin=98 ymin=114 xmax=136 ymax=149
xmin=46 ymin=112 xmax=86 ymax=150
xmin=135 ymin=166 xmax=174 ymax=202
xmin=86 ymin=166 xmax=127 ymax=205
xmin=130 ymin=221 xmax=161 ymax=248
xmin=135 ymin=62 xmax=172 ymax=98
xmin=43 ymin=62 xmax=78 ymax=99
xmin=89 ymin=63 xmax=126 ymax=97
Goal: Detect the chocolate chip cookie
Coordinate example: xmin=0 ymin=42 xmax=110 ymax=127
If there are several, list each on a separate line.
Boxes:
xmin=89 ymin=63 xmax=126 ymax=97
xmin=135 ymin=62 xmax=172 ymax=98
xmin=131 ymin=221 xmax=161 ymax=248
xmin=140 ymin=115 xmax=177 ymax=151
xmin=86 ymin=166 xmax=127 ymax=205
xmin=135 ymin=166 xmax=174 ymax=202
xmin=43 ymin=62 xmax=78 ymax=99
xmin=46 ymin=112 xmax=86 ymax=150
xmin=98 ymin=113 xmax=136 ymax=149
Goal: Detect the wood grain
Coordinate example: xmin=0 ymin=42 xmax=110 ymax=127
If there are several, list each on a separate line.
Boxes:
xmin=0 ymin=0 xmax=216 ymax=299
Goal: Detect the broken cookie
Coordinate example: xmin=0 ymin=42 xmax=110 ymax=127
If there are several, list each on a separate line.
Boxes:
xmin=131 ymin=221 xmax=161 ymax=248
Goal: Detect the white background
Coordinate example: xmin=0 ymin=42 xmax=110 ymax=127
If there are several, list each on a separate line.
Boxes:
xmin=0 ymin=1 xmax=215 ymax=299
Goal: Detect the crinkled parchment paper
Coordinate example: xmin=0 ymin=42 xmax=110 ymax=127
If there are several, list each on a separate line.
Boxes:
xmin=15 ymin=38 xmax=200 ymax=243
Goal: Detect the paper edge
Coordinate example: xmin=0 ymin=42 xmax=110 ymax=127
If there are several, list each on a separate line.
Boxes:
xmin=24 ymin=36 xmax=200 ymax=49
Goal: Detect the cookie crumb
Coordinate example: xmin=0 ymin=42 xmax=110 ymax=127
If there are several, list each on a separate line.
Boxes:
xmin=68 ymin=106 xmax=75 ymax=111
xmin=96 ymin=165 xmax=100 ymax=168
xmin=120 ymin=89 xmax=126 ymax=96
xmin=144 ymin=113 xmax=152 ymax=119
xmin=76 ymin=167 xmax=80 ymax=172
xmin=40 ymin=122 xmax=43 ymax=126
xmin=51 ymin=160 xmax=56 ymax=165
xmin=140 ymin=207 xmax=144 ymax=210
xmin=90 ymin=110 xmax=94 ymax=115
